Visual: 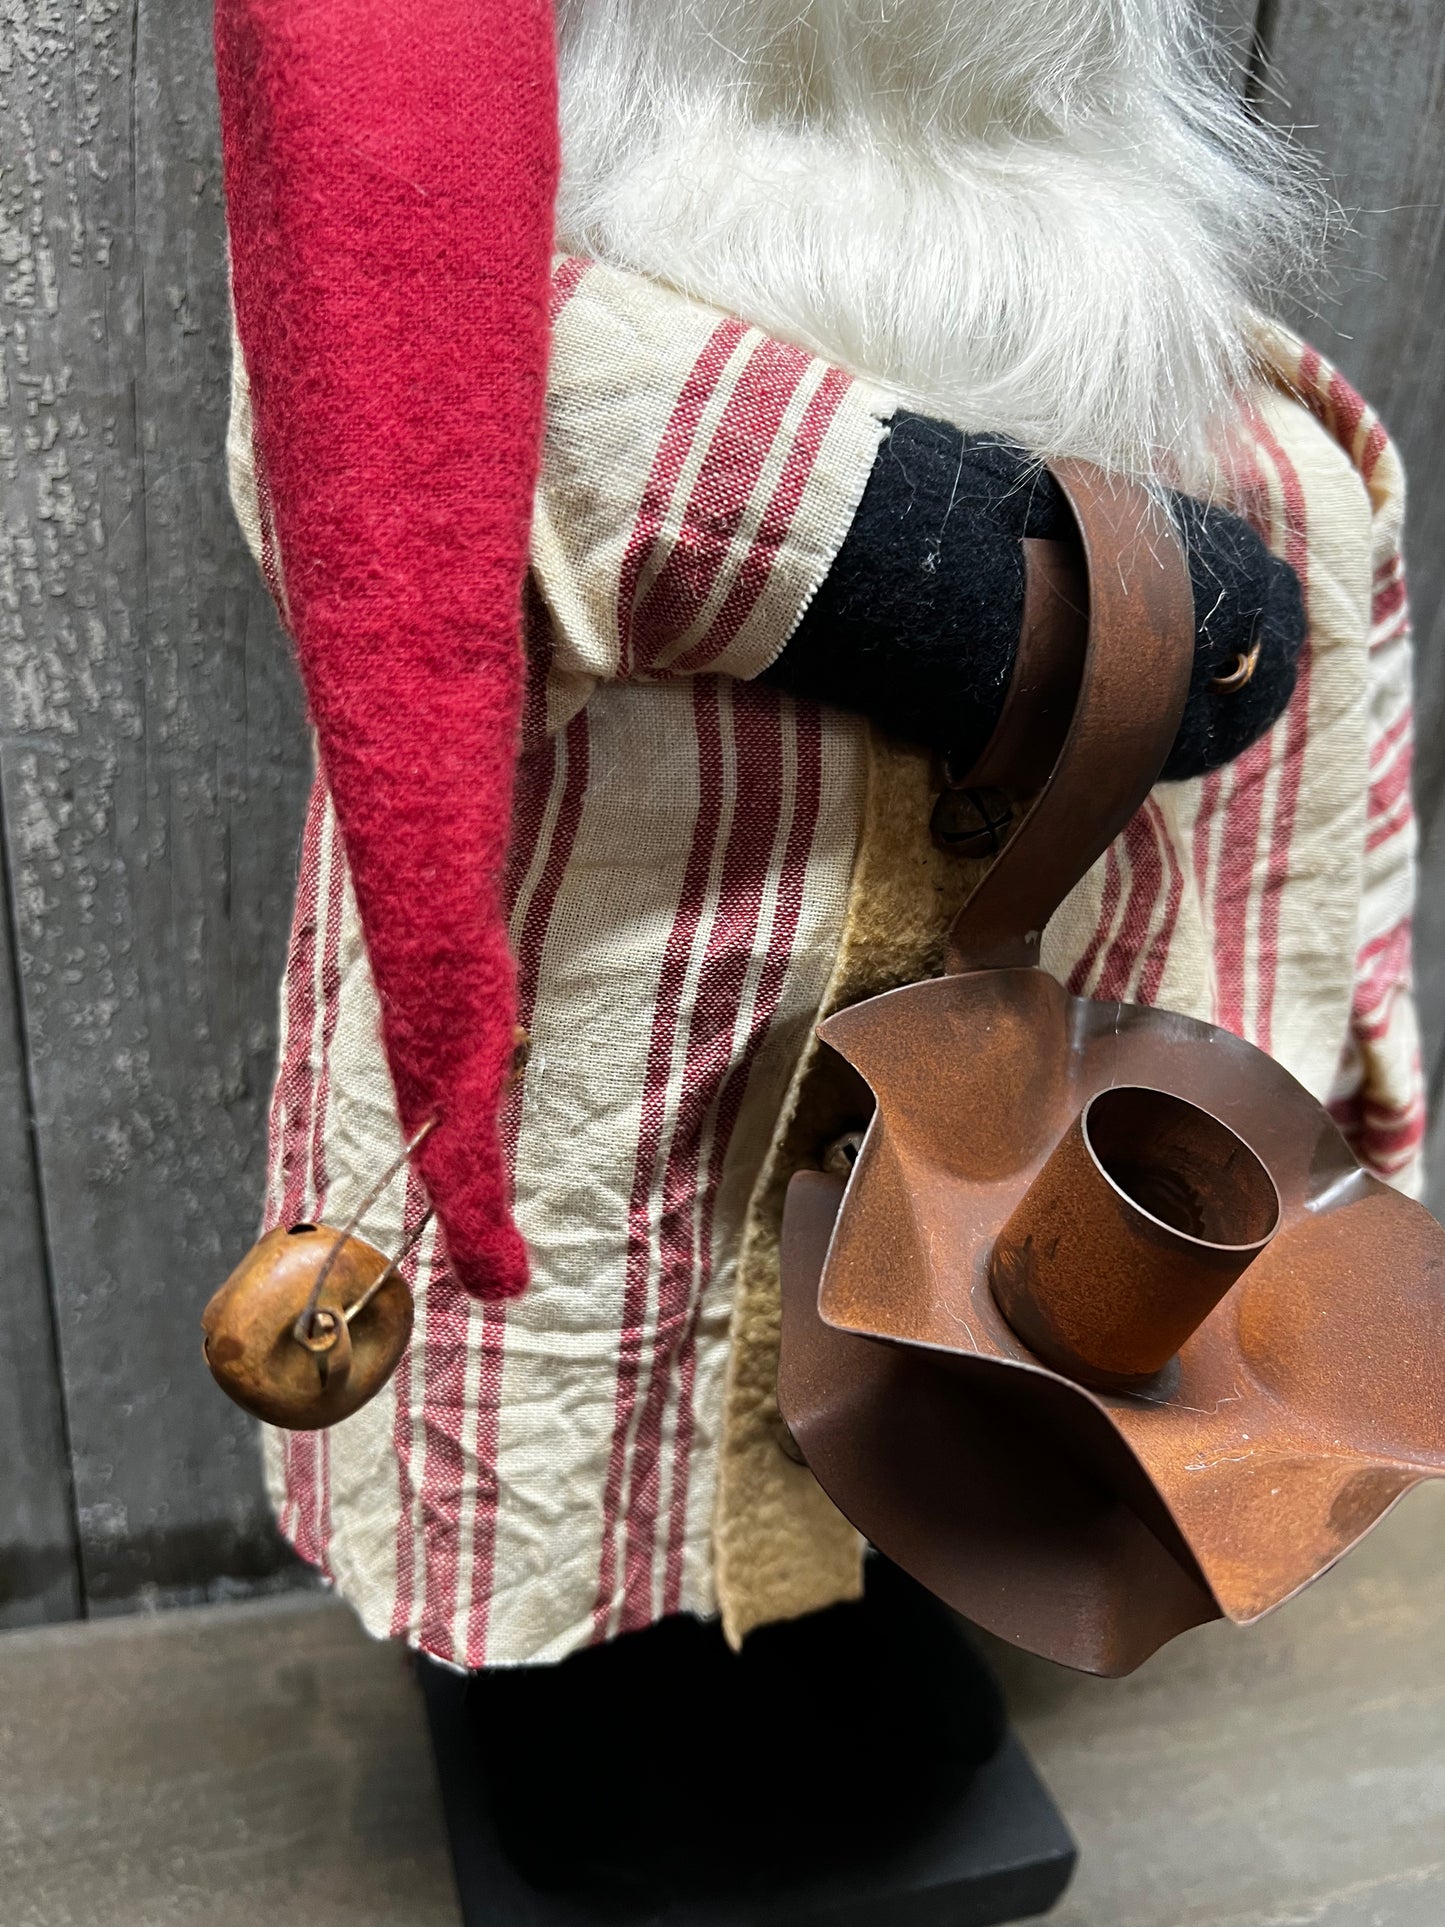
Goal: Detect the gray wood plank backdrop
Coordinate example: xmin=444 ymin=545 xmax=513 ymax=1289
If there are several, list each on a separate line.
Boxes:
xmin=0 ymin=1 xmax=310 ymax=1624
xmin=0 ymin=0 xmax=1442 ymax=1624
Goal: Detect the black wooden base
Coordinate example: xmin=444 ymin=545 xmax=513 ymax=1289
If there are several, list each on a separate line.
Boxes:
xmin=419 ymin=1559 xmax=1076 ymax=1927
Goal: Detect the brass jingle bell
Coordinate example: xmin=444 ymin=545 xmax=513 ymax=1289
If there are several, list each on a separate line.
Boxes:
xmin=202 ymin=1223 xmax=414 ymax=1430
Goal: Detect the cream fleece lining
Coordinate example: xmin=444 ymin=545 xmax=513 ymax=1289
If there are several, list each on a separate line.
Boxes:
xmin=714 ymin=728 xmax=988 ymax=1645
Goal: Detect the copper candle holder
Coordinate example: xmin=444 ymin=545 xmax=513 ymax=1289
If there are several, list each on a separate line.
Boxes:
xmin=777 ymin=459 xmax=1445 ymax=1676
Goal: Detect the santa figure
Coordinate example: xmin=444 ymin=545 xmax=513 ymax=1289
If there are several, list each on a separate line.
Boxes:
xmin=215 ymin=0 xmax=1421 ymax=1670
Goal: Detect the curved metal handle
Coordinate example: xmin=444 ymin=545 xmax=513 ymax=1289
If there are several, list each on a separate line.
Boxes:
xmin=945 ymin=460 xmax=1195 ymax=976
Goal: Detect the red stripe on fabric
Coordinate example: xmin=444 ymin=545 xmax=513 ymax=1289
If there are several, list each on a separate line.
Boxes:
xmin=1211 ymin=735 xmax=1271 ymax=1038
xmin=299 ymin=838 xmax=348 ymax=1576
xmin=617 ymin=319 xmax=750 ymax=676
xmin=592 ymin=681 xmax=728 ymax=1641
xmin=1370 ymin=709 xmax=1412 ymax=770
xmin=307 ymin=850 xmax=348 ymax=1217
xmin=1065 ymin=843 xmax=1124 ymax=997
xmin=271 ymin=786 xmax=327 ymax=1552
xmin=1093 ymin=810 xmax=1166 ymax=1004
xmin=632 ymin=337 xmax=814 ymax=672
xmin=1368 ymin=741 xmax=1414 ymax=824
xmin=251 ymin=431 xmax=288 ymax=622
xmin=1363 ymin=1088 xmax=1425 ymax=1123
xmin=1209 ymin=421 xmax=1285 ymax=1044
xmin=387 ymin=1167 xmax=430 ymax=1642
xmin=1326 ymin=368 xmax=1365 ymax=455
xmin=1190 ymin=767 xmax=1225 ymax=1021
xmin=443 ymin=647 xmax=563 ymax=1681
xmin=1350 ymin=922 xmax=1414 ymax=1042
xmin=1250 ymin=417 xmax=1312 ymax=1057
xmin=504 ymin=720 xmax=593 ymax=1086
xmin=1356 ymin=978 xmax=1407 ymax=1025
xmin=272 ymin=784 xmax=328 ymax=1229
xmin=1371 ymin=577 xmax=1407 ymax=630
xmin=616 ymin=682 xmax=791 ymax=1632
xmin=388 ymin=1352 xmax=417 ymax=1641
xmin=1371 ymin=613 xmax=1410 ymax=653
xmin=1354 ymin=918 xmax=1412 ymax=987
xmin=414 ymin=655 xmax=583 ymax=1664
xmin=413 ymin=1239 xmax=472 ymax=1661
xmin=1361 ymin=1107 xmax=1427 ymax=1160
xmin=1361 ymin=421 xmax=1389 ymax=483
xmin=454 ymin=1311 xmax=506 ymax=1663
xmin=1365 ymin=713 xmax=1414 ymax=854
xmin=662 ymin=696 xmax=826 ymax=1615
xmin=500 ymin=632 xmax=572 ymax=1149
xmin=549 ymin=254 xmax=590 ymax=323
xmin=1354 ymin=1002 xmax=1406 ymax=1046
xmin=518 ymin=579 xmax=558 ymax=750
xmin=1295 ymin=346 xmax=1390 ymax=486
xmin=1137 ymin=798 xmax=1185 ymax=1005
xmin=665 ymin=365 xmax=852 ymax=676
xmin=1366 ymin=798 xmax=1414 ymax=855
xmin=462 ymin=707 xmax=591 ymax=1666
xmin=264 ymin=779 xmax=325 ymax=1224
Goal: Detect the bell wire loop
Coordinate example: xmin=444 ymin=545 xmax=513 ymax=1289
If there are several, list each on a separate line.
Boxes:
xmin=293 ymin=1117 xmax=437 ymax=1345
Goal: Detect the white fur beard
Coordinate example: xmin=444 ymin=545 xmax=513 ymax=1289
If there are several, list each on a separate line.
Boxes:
xmin=555 ymin=0 xmax=1320 ymax=488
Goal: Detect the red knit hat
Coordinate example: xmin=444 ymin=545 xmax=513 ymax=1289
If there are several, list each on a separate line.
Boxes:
xmin=215 ymin=0 xmax=559 ymax=1299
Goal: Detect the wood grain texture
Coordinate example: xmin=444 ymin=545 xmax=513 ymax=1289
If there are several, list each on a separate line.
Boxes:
xmin=0 ymin=1 xmax=310 ymax=1610
xmin=1250 ymin=0 xmax=1445 ymax=1209
xmin=0 ymin=849 xmax=78 ymax=1628
xmin=0 ymin=1594 xmax=462 ymax=1927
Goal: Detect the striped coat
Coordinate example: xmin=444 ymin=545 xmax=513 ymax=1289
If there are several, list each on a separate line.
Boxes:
xmin=227 ymin=260 xmax=1423 ymax=1667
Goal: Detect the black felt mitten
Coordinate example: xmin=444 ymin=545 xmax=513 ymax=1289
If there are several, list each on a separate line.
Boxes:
xmin=762 ymin=413 xmax=1306 ymax=783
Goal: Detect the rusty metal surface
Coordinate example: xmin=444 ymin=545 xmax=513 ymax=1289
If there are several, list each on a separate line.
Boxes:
xmin=781 ymin=974 xmax=1445 ymax=1673
xmin=990 ymin=1083 xmax=1280 ymax=1391
xmin=778 ymin=459 xmax=1445 ymax=1676
xmin=964 ymin=537 xmax=1089 ymax=794
xmin=942 ymin=462 xmax=1195 ymax=976
xmin=779 ymin=1168 xmax=1222 ymax=1678
xmin=930 ymin=535 xmax=1089 ymax=855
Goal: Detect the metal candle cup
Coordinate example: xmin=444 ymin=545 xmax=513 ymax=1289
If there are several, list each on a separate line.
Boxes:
xmin=989 ymin=1085 xmax=1280 ymax=1392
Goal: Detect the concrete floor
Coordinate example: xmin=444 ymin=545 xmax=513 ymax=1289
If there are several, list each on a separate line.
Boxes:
xmin=1 ymin=1482 xmax=1441 ymax=1927
xmin=988 ymin=1478 xmax=1445 ymax=1927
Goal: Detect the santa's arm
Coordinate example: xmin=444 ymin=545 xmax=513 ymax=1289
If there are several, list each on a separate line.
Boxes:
xmin=529 ymin=256 xmax=895 ymax=696
xmin=535 ymin=259 xmax=1302 ymax=776
xmin=763 ymin=413 xmax=1304 ymax=783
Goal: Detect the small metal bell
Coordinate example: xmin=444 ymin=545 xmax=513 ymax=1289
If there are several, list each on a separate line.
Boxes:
xmin=204 ymin=1037 xmax=532 ymax=1432
xmin=202 ymin=1221 xmax=413 ymax=1430
xmin=202 ymin=1118 xmax=442 ymax=1430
